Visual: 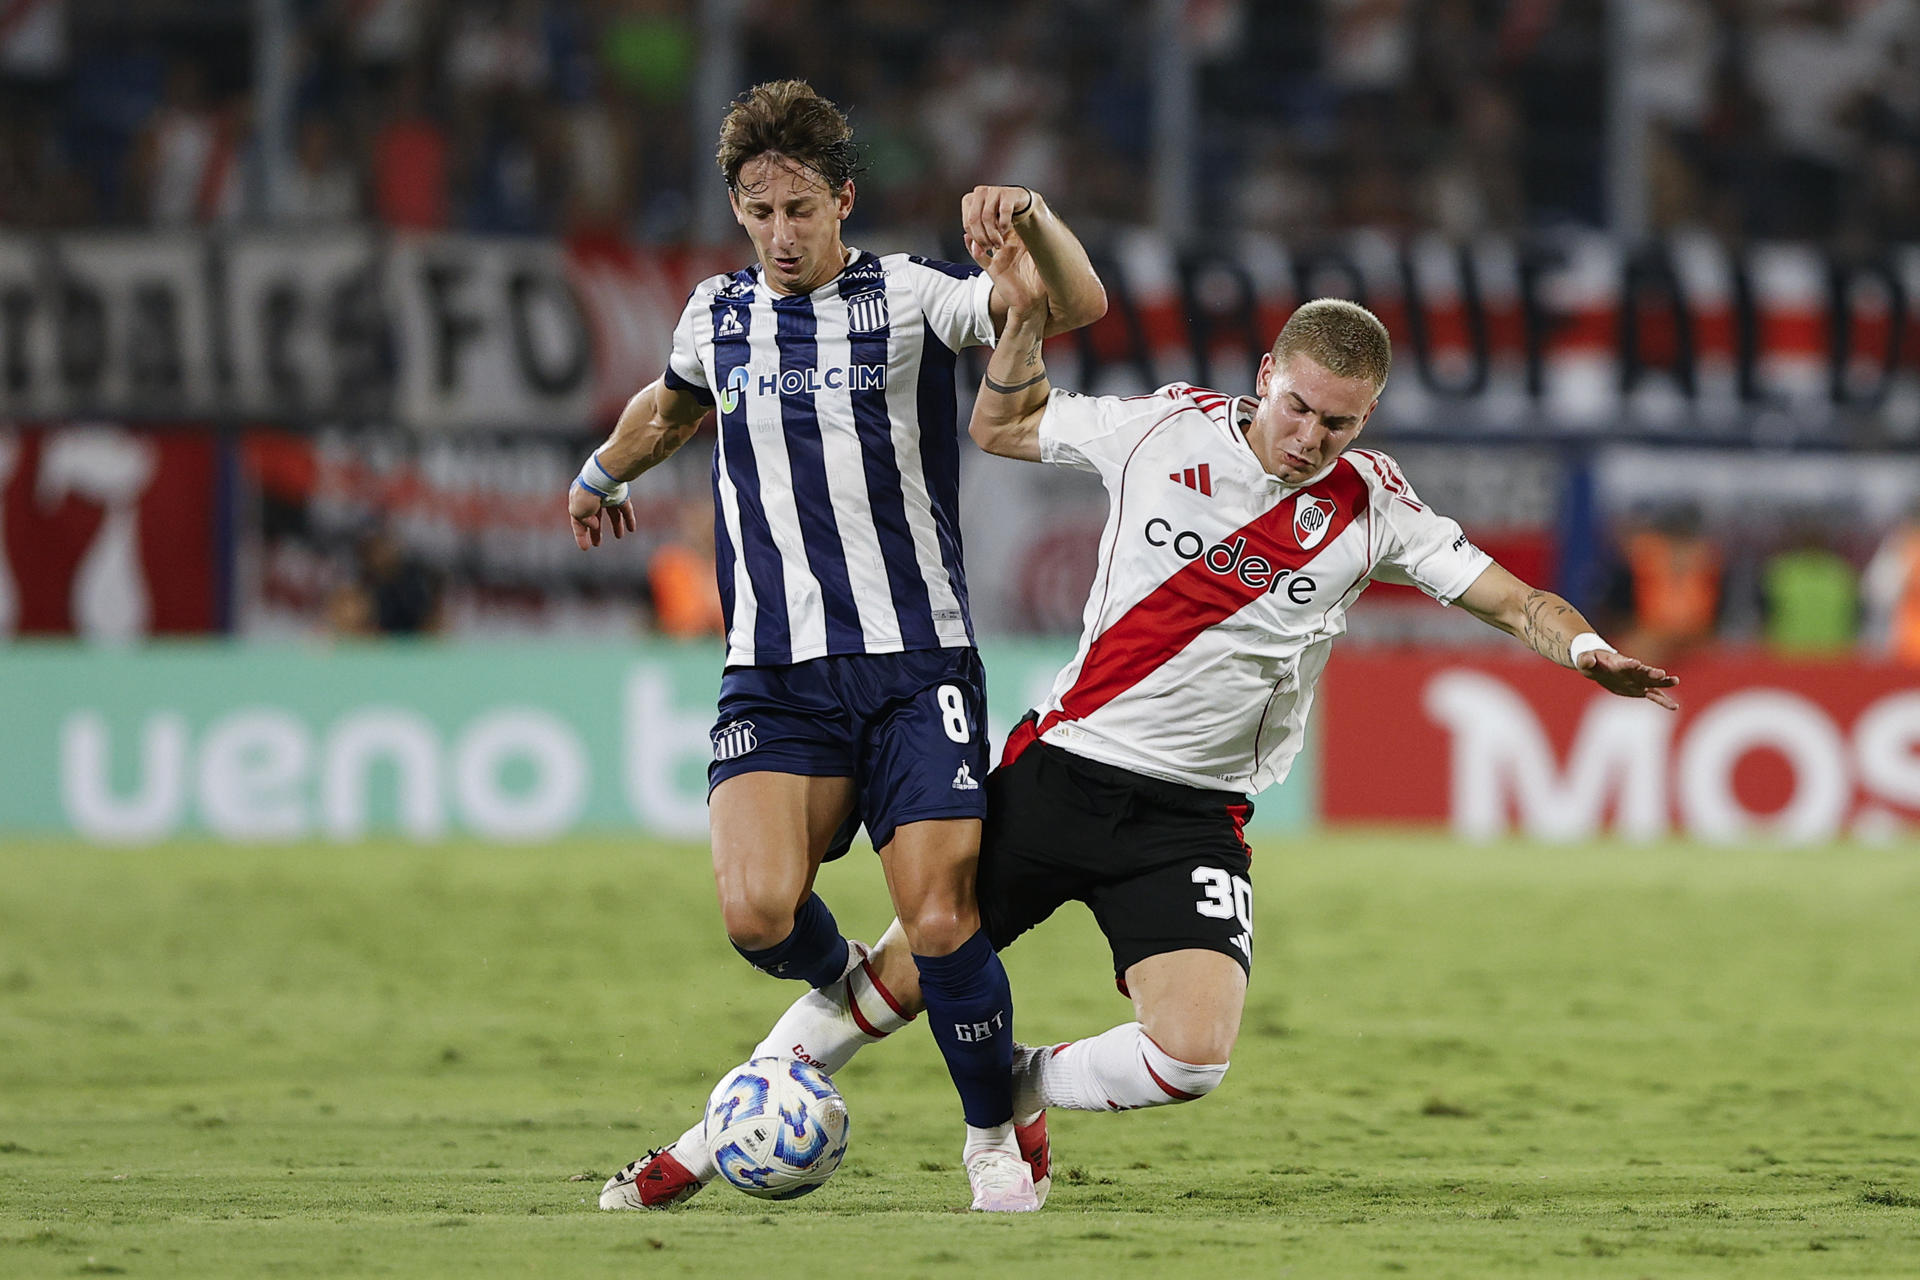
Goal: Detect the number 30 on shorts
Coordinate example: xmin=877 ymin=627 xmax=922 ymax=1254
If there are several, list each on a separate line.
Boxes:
xmin=1192 ymin=867 xmax=1253 ymax=936
xmin=937 ymin=683 xmax=971 ymax=743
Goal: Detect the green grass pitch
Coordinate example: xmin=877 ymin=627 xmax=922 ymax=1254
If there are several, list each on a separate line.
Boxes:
xmin=2 ymin=832 xmax=1918 ymax=1278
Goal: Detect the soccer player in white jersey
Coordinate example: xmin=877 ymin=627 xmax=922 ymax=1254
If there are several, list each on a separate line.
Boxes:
xmin=570 ymin=80 xmax=1106 ymax=1213
xmin=600 ymin=264 xmax=1680 ymax=1208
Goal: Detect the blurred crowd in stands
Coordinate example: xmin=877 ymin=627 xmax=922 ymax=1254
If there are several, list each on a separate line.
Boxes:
xmin=3 ymin=0 xmax=1916 ymax=243
xmin=8 ymin=0 xmax=1920 ymax=654
xmin=1602 ymin=499 xmax=1920 ymax=663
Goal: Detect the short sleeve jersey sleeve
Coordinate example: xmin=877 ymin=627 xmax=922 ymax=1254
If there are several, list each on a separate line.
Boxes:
xmin=1037 ymin=388 xmax=1177 ymax=480
xmin=1358 ymin=452 xmax=1493 ymax=604
xmin=901 ymin=255 xmax=997 ymax=352
xmin=663 ymin=284 xmax=715 ymax=404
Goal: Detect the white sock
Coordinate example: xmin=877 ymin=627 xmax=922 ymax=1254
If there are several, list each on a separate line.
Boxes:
xmin=1020 ymin=1022 xmax=1229 ymax=1112
xmin=749 ymin=953 xmax=913 ymax=1073
xmin=963 ymin=1120 xmax=1019 ymax=1164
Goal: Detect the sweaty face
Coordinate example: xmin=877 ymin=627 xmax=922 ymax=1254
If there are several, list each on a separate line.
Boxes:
xmin=1246 ymin=351 xmax=1379 ymax=485
xmin=729 ymin=154 xmax=854 ymax=296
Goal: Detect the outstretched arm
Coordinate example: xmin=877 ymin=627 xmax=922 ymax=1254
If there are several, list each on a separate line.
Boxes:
xmin=965 ymin=185 xmax=1107 ymax=339
xmin=567 ymin=378 xmax=708 ymax=550
xmin=1456 ymin=563 xmax=1681 ymax=710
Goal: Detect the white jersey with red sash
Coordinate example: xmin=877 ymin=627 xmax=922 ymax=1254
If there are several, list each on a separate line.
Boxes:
xmin=1012 ymin=382 xmax=1492 ymax=795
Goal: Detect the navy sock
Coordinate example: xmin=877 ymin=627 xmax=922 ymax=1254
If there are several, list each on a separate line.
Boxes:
xmin=731 ymin=892 xmax=850 ymax=989
xmin=913 ymin=929 xmax=1015 ymax=1129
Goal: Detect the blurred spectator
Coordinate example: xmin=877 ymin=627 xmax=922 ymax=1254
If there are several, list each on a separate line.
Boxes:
xmin=1744 ymin=0 xmax=1873 ymax=238
xmin=1420 ymin=81 xmax=1523 ymax=236
xmin=647 ymin=498 xmax=724 ymax=640
xmin=341 ymin=0 xmax=434 ymax=75
xmin=1759 ymin=517 xmax=1859 ymax=654
xmin=1232 ymin=130 xmax=1329 ymax=241
xmin=1611 ymin=503 xmax=1725 ymax=661
xmin=0 ymin=0 xmax=66 ymax=84
xmin=1863 ymin=497 xmax=1920 ymax=664
xmin=371 ymin=63 xmax=450 ymax=229
xmin=269 ymin=115 xmax=361 ymax=226
xmin=130 ymin=58 xmax=247 ymax=226
xmin=354 ymin=525 xmax=442 ymax=635
xmin=1500 ymin=0 xmax=1607 ymax=225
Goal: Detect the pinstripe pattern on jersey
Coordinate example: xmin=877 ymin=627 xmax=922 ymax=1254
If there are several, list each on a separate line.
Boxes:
xmin=688 ymin=252 xmax=982 ymax=665
xmin=709 ymin=276 xmax=789 ymax=661
xmin=774 ymin=293 xmax=865 ymax=654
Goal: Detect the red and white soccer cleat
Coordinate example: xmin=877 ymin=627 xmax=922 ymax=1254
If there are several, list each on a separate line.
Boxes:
xmin=598 ymin=1147 xmax=706 ymax=1210
xmin=1015 ymin=1111 xmax=1051 ymax=1208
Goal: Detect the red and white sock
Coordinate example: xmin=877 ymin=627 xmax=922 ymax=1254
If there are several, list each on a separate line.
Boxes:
xmin=1017 ymin=1022 xmax=1228 ymax=1113
xmin=750 ymin=951 xmax=914 ymax=1073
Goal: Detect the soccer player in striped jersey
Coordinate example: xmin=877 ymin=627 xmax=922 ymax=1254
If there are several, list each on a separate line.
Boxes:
xmin=608 ymin=283 xmax=1680 ymax=1208
xmin=574 ymin=80 xmax=1106 ymax=1213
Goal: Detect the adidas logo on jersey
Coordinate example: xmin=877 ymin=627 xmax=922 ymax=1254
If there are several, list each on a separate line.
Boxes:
xmin=716 ymin=309 xmax=745 ymax=338
xmin=712 ymin=720 xmax=758 ymax=761
xmin=951 ymin=763 xmax=980 ymax=791
xmin=1169 ymin=463 xmax=1213 ymax=496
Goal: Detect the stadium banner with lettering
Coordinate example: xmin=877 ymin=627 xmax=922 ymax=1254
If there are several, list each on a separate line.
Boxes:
xmin=1317 ymin=652 xmax=1920 ymax=844
xmin=1 ymin=230 xmax=1915 ymax=438
xmin=0 ymin=640 xmax=1314 ymax=844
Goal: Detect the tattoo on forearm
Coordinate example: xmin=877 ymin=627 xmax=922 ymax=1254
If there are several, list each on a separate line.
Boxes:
xmin=1518 ymin=590 xmax=1582 ymax=666
xmin=984 ymin=370 xmax=1049 ymax=395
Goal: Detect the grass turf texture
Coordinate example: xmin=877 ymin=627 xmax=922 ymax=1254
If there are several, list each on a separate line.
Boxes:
xmin=2 ymin=834 xmax=1917 ymax=1278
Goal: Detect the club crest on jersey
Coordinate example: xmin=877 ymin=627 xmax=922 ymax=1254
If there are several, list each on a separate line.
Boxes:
xmin=712 ymin=720 xmax=758 ymax=761
xmin=844 ymin=290 xmax=888 ymax=333
xmin=1294 ymin=495 xmax=1336 ymax=550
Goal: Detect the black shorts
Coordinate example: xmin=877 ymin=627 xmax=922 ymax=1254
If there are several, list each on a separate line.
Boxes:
xmin=978 ymin=736 xmax=1255 ymax=982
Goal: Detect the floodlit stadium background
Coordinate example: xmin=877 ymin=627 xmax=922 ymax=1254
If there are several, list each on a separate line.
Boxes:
xmin=4 ymin=0 xmax=1919 ymax=848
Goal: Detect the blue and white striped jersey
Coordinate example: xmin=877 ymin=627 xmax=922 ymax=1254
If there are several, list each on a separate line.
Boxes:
xmin=662 ymin=249 xmax=997 ymax=667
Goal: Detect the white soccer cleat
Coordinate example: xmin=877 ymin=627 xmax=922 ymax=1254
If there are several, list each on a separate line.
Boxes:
xmin=966 ymin=1148 xmax=1041 ymax=1212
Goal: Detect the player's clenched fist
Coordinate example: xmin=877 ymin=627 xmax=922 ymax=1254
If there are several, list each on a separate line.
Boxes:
xmin=962 ymin=185 xmax=1041 ymax=252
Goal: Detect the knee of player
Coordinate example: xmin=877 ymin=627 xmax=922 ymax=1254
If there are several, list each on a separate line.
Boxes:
xmin=717 ymin=894 xmax=794 ymax=952
xmin=1142 ymin=1029 xmax=1234 ymax=1100
xmin=898 ymin=903 xmax=981 ymax=957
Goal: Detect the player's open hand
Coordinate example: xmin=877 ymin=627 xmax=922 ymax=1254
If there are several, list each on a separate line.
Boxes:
xmin=1579 ymin=649 xmax=1680 ymax=710
xmin=962 ymin=185 xmax=1039 ymax=252
xmin=569 ymin=481 xmax=635 ymax=550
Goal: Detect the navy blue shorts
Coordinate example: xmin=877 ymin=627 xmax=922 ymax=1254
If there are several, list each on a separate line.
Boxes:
xmin=707 ymin=647 xmax=990 ymax=853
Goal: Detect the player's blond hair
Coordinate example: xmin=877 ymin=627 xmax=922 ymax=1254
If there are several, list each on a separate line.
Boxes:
xmin=715 ymin=80 xmax=860 ymax=193
xmin=1272 ymin=299 xmax=1392 ymax=394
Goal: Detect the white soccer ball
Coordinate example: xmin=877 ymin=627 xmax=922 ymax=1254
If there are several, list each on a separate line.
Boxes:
xmin=704 ymin=1056 xmax=850 ymax=1200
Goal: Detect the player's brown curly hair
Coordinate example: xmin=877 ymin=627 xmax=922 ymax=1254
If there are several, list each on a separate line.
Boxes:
xmin=1272 ymin=299 xmax=1393 ymax=394
xmin=715 ymin=80 xmax=861 ymax=194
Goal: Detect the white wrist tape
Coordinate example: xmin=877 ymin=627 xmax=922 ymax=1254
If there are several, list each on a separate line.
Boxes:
xmin=1569 ymin=632 xmax=1615 ymax=665
xmin=575 ymin=450 xmax=629 ymax=505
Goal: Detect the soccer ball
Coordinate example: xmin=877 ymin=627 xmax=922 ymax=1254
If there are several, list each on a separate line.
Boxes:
xmin=704 ymin=1056 xmax=850 ymax=1200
